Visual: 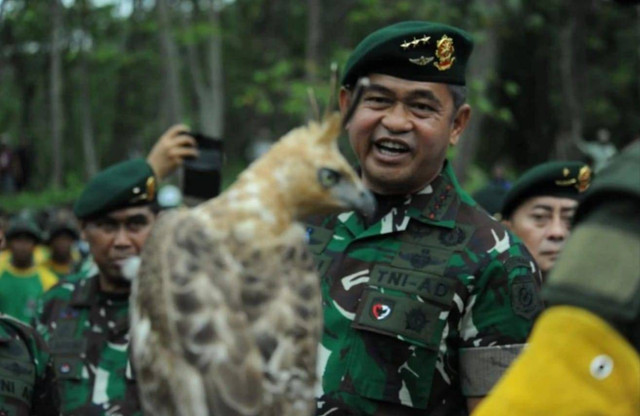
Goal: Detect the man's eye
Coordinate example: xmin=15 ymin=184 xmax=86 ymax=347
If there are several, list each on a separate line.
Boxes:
xmin=411 ymin=102 xmax=435 ymax=113
xmin=318 ymin=168 xmax=341 ymax=188
xmin=97 ymin=222 xmax=117 ymax=232
xmin=364 ymin=95 xmax=391 ymax=105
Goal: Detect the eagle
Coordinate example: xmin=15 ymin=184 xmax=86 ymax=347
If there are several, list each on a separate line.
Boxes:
xmin=131 ymin=102 xmax=374 ymax=414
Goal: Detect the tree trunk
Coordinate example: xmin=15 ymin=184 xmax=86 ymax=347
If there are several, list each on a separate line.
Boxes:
xmin=78 ymin=32 xmax=98 ymax=177
xmin=453 ymin=0 xmax=499 ymax=184
xmin=184 ymin=0 xmax=224 ymax=137
xmin=50 ymin=0 xmax=64 ymax=188
xmin=305 ymin=0 xmax=321 ymax=85
xmin=554 ymin=0 xmax=587 ymax=159
xmin=204 ymin=0 xmax=224 ymax=137
xmin=157 ymin=0 xmax=183 ymax=125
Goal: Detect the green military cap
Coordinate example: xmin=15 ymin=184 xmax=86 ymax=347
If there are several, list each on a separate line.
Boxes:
xmin=342 ymin=21 xmax=474 ymax=87
xmin=47 ymin=219 xmax=80 ymax=242
xmin=574 ymin=141 xmax=640 ymax=224
xmin=501 ymin=161 xmax=592 ymax=219
xmin=73 ymin=158 xmax=157 ymax=220
xmin=6 ymin=217 xmax=42 ymax=242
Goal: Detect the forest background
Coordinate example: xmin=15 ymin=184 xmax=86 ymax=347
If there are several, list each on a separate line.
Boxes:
xmin=0 ymin=0 xmax=638 ymax=213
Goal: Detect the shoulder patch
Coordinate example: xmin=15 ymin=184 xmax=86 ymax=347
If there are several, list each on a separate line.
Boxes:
xmin=503 ymin=256 xmax=532 ymax=273
xmin=510 ymin=274 xmax=543 ymax=320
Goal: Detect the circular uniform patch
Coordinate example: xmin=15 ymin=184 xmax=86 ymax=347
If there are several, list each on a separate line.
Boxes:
xmin=59 ymin=363 xmax=72 ymax=374
xmin=510 ymin=274 xmax=543 ymax=320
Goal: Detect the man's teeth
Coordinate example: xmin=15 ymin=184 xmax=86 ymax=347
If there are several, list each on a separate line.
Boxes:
xmin=376 ymin=140 xmax=409 ymax=154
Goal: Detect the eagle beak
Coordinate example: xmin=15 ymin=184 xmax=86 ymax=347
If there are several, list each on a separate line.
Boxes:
xmin=333 ymin=181 xmax=376 ymax=218
xmin=353 ymin=188 xmax=376 ymax=219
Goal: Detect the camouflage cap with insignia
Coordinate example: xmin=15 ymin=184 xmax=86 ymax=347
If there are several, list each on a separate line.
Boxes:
xmin=6 ymin=216 xmax=42 ymax=242
xmin=501 ymin=161 xmax=592 ymax=219
xmin=73 ymin=158 xmax=157 ymax=220
xmin=341 ymin=21 xmax=474 ymax=87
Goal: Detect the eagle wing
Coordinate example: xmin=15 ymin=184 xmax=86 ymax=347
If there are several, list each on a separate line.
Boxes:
xmin=133 ymin=209 xmax=264 ymax=416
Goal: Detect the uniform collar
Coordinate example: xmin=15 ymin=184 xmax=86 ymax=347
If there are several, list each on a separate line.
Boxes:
xmin=338 ymin=161 xmax=462 ymax=237
xmin=70 ymin=274 xmax=100 ymax=307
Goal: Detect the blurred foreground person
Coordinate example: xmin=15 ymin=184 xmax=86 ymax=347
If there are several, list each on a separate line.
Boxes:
xmin=474 ymin=142 xmax=640 ymax=416
xmin=0 ymin=217 xmax=57 ymax=322
xmin=501 ymin=161 xmax=591 ymax=280
xmin=0 ymin=312 xmax=59 ymax=415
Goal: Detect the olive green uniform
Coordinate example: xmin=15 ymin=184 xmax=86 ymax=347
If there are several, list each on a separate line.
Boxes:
xmin=309 ymin=162 xmax=543 ymax=415
xmin=35 ymin=275 xmax=141 ymax=415
xmin=0 ymin=314 xmax=58 ymax=415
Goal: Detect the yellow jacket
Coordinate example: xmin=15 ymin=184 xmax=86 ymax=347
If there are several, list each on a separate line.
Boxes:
xmin=474 ymin=306 xmax=640 ymax=416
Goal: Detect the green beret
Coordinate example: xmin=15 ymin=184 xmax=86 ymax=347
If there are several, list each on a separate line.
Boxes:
xmin=574 ymin=141 xmax=640 ymax=224
xmin=6 ymin=217 xmax=42 ymax=242
xmin=501 ymin=161 xmax=592 ymax=218
xmin=74 ymin=159 xmax=157 ymax=220
xmin=342 ymin=21 xmax=474 ymax=87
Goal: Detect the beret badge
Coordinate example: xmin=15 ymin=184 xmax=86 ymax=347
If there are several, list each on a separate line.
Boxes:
xmin=434 ymin=34 xmax=455 ymax=71
xmin=555 ymin=165 xmax=592 ymax=193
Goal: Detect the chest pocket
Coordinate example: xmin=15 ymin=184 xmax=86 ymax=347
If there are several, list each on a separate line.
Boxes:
xmin=346 ymin=264 xmax=457 ymax=408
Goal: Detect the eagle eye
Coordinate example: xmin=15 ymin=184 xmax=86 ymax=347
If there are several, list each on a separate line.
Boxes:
xmin=318 ymin=168 xmax=341 ymax=189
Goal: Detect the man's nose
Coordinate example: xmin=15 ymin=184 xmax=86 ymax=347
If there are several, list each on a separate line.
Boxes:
xmin=381 ymin=103 xmax=412 ymax=133
xmin=113 ymin=227 xmax=133 ymax=247
xmin=547 ymin=217 xmax=569 ymax=241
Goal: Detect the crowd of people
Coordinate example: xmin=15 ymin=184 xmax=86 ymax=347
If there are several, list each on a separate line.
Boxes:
xmin=0 ymin=18 xmax=638 ymax=416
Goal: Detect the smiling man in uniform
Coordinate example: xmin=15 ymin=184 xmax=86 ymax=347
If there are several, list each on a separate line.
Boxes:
xmin=307 ymin=21 xmax=544 ymax=415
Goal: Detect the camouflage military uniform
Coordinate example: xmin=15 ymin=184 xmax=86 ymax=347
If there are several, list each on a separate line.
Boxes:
xmin=0 ymin=314 xmax=58 ymax=415
xmin=35 ymin=274 xmax=141 ymax=415
xmin=308 ymin=162 xmax=543 ymax=415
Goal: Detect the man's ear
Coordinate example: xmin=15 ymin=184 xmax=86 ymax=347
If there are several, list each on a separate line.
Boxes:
xmin=338 ymin=87 xmax=352 ymax=118
xmin=449 ymin=104 xmax=471 ymax=146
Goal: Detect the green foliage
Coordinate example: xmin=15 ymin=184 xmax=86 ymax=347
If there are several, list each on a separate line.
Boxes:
xmin=0 ymin=0 xmax=637 ymax=209
xmin=0 ymin=185 xmax=83 ymax=214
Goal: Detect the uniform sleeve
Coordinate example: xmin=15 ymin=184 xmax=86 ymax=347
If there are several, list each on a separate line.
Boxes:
xmin=457 ymin=243 xmax=543 ymax=397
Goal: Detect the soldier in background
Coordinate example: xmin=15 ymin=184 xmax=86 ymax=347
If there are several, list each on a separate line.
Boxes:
xmin=501 ymin=161 xmax=591 ymax=281
xmin=34 ymin=125 xmax=198 ymax=415
xmin=0 ymin=217 xmax=59 ymax=415
xmin=35 ymin=159 xmax=157 ymax=415
xmin=0 ymin=217 xmax=58 ymax=323
xmin=41 ymin=218 xmax=82 ymax=280
xmin=474 ymin=141 xmax=640 ymax=416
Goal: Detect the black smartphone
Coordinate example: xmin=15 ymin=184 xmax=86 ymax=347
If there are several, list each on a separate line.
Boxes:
xmin=182 ymin=132 xmax=223 ymax=201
